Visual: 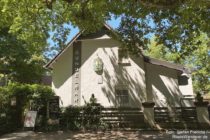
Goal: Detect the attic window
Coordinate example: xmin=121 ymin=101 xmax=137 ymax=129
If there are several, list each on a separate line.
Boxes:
xmin=118 ymin=48 xmax=130 ymax=65
xmin=178 ymin=75 xmax=188 ymax=85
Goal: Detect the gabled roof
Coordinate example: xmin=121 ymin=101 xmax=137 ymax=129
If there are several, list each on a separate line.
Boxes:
xmin=45 ymin=23 xmax=114 ymax=69
xmin=45 ymin=23 xmax=190 ymax=74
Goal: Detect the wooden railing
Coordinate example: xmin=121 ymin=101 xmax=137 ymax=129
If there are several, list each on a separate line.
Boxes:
xmin=64 ymin=107 xmax=145 ymax=129
xmin=65 ymin=106 xmax=200 ymax=129
xmin=154 ymin=107 xmax=198 ymax=128
xmin=154 ymin=107 xmax=170 ymax=123
xmin=101 ymin=107 xmax=145 ymax=128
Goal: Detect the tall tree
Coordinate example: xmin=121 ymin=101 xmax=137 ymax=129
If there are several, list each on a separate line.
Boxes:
xmin=0 ymin=27 xmax=45 ymax=83
xmin=0 ymin=0 xmax=49 ymax=83
xmin=184 ymin=33 xmax=210 ymax=94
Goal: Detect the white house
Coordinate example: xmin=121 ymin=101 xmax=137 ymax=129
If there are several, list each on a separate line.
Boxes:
xmin=45 ymin=24 xmax=194 ymax=108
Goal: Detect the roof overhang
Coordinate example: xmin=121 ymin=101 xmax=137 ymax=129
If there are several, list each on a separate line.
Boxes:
xmin=44 ymin=31 xmax=82 ymax=69
xmin=143 ymin=55 xmax=191 ymax=74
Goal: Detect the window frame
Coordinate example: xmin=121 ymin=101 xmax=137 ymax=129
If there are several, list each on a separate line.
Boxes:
xmin=115 ymin=88 xmax=129 ymax=107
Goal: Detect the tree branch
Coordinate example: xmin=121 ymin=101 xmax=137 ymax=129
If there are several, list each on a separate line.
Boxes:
xmin=140 ymin=0 xmax=186 ymax=9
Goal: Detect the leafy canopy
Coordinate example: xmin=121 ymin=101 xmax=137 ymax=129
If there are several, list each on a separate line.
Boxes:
xmin=0 ymin=0 xmax=209 ymax=87
xmin=0 ymin=0 xmax=209 ymax=52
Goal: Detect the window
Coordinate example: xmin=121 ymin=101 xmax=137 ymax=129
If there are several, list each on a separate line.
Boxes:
xmin=116 ymin=89 xmax=129 ymax=107
xmin=178 ymin=75 xmax=188 ymax=85
xmin=118 ymin=48 xmax=130 ymax=65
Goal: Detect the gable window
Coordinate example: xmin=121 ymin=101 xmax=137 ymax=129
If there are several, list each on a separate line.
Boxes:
xmin=116 ymin=89 xmax=129 ymax=107
xmin=118 ymin=48 xmax=130 ymax=65
xmin=178 ymin=75 xmax=188 ymax=85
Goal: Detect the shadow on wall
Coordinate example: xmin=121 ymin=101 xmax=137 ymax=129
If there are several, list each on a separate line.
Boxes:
xmin=53 ymin=41 xmax=98 ymax=88
xmin=101 ymin=48 xmax=146 ymax=108
xmin=52 ymin=48 xmax=73 ymax=89
xmin=53 ymin=40 xmax=147 ymax=107
xmin=53 ymin=39 xmax=186 ymax=109
xmin=148 ymin=64 xmax=183 ymax=108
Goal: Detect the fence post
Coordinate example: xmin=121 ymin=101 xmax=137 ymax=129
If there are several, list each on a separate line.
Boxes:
xmin=194 ymin=101 xmax=210 ymax=128
xmin=142 ymin=102 xmax=155 ymax=128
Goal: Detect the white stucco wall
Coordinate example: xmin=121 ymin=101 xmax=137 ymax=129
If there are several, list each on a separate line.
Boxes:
xmin=80 ymin=39 xmax=146 ymax=108
xmin=178 ymin=74 xmax=194 ymax=107
xmin=146 ymin=63 xmax=182 ymax=107
xmin=51 ymin=34 xmax=194 ymax=108
xmin=179 ymin=76 xmax=194 ymax=96
xmin=52 ymin=46 xmax=73 ymax=107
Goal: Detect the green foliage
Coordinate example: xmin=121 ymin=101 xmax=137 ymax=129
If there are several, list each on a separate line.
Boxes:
xmin=0 ymin=27 xmax=46 ymax=83
xmin=185 ymin=34 xmax=210 ymax=93
xmin=116 ymin=16 xmax=149 ymax=55
xmin=0 ymin=1 xmax=209 ymax=92
xmin=60 ymin=106 xmax=82 ymax=130
xmin=145 ymin=36 xmax=168 ymax=60
xmin=0 ymin=0 xmax=48 ymax=83
xmin=114 ymin=1 xmax=209 ymax=55
xmin=196 ymin=92 xmax=203 ymax=103
xmin=60 ymin=94 xmax=105 ymax=130
xmin=0 ymin=83 xmax=54 ymax=135
xmin=82 ymin=94 xmax=103 ymax=130
xmin=0 ymin=0 xmax=209 ymax=52
xmin=0 ymin=87 xmax=9 ymax=107
xmin=2 ymin=83 xmax=54 ymax=100
xmin=0 ymin=0 xmax=209 ymax=84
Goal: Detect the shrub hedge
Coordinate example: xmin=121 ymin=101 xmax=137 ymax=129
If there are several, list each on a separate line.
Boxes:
xmin=60 ymin=94 xmax=107 ymax=130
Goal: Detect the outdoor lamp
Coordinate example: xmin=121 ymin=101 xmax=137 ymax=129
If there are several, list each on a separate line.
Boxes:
xmin=93 ymin=56 xmax=103 ymax=75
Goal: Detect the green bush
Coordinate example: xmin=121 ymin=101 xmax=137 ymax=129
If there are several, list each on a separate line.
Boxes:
xmin=83 ymin=103 xmax=103 ymax=129
xmin=60 ymin=106 xmax=82 ymax=130
xmin=60 ymin=94 xmax=105 ymax=130
xmin=0 ymin=83 xmax=54 ymax=135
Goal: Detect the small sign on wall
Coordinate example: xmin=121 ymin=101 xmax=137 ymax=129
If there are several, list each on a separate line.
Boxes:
xmin=98 ymin=75 xmax=103 ymax=84
xmin=24 ymin=111 xmax=37 ymax=128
